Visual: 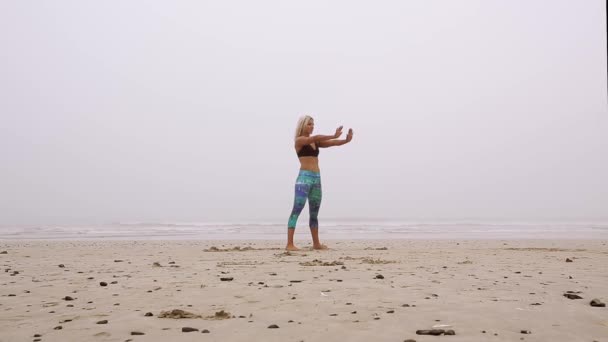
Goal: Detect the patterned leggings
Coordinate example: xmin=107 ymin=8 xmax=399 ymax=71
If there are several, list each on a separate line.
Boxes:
xmin=288 ymin=170 xmax=322 ymax=229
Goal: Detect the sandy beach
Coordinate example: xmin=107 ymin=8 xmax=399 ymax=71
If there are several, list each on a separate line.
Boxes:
xmin=1 ymin=239 xmax=607 ymax=342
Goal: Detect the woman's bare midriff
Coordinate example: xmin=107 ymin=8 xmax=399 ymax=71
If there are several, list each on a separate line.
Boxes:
xmin=298 ymin=156 xmax=320 ymax=172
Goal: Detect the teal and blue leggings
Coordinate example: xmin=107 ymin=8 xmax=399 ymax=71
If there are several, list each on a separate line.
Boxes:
xmin=288 ymin=170 xmax=322 ymax=229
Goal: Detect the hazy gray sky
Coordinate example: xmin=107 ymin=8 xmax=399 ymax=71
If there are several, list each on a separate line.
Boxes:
xmin=1 ymin=1 xmax=607 ymax=225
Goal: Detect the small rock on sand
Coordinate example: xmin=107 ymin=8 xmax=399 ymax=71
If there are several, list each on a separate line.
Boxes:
xmin=268 ymin=324 xmax=279 ymax=329
xmin=590 ymin=299 xmax=605 ymax=307
xmin=182 ymin=327 xmax=198 ymax=332
xmin=416 ymin=329 xmax=444 ymax=335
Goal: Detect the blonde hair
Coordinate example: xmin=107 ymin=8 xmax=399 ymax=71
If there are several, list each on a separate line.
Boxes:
xmin=294 ymin=115 xmax=313 ymax=140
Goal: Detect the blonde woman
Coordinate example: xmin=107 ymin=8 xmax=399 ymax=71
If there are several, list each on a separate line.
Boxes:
xmin=286 ymin=115 xmax=353 ymax=251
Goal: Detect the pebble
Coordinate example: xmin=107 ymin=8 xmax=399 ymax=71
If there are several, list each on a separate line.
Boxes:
xmin=99 ymin=282 xmax=108 ymax=286
xmin=416 ymin=329 xmax=445 ymax=335
xmin=220 ymin=277 xmax=234 ymax=281
xmin=375 ymin=274 xmax=384 ymax=279
xmin=202 ymin=329 xmax=210 ymax=333
xmin=521 ymin=330 xmax=531 ymax=334
xmin=144 ymin=312 xmax=153 ymax=316
xmin=182 ymin=327 xmax=198 ymax=332
xmin=63 ymin=296 xmax=74 ymax=301
xmin=268 ymin=324 xmax=279 ymax=329
xmin=131 ymin=331 xmax=145 ymax=335
xmin=96 ymin=320 xmax=108 ymax=324
xmin=590 ymin=299 xmax=605 ymax=307
xmin=563 ymin=293 xmax=583 ymax=300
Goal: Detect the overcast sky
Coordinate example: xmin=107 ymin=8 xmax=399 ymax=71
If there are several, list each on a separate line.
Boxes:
xmin=1 ymin=1 xmax=607 ymax=225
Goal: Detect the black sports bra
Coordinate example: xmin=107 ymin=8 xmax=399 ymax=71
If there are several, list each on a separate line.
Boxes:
xmin=297 ymin=144 xmax=319 ymax=157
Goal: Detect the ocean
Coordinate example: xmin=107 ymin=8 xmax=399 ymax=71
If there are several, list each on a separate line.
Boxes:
xmin=1 ymin=221 xmax=607 ymax=240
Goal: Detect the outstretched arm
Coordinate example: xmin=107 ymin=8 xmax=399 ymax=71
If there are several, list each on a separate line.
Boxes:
xmin=318 ymin=128 xmax=353 ymax=148
xmin=295 ymin=126 xmax=343 ymax=148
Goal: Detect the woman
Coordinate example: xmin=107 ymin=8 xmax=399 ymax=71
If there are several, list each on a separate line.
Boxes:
xmin=286 ymin=115 xmax=353 ymax=251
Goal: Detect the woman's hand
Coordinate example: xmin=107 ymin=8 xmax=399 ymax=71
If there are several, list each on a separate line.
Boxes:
xmin=334 ymin=126 xmax=343 ymax=138
xmin=346 ymin=128 xmax=353 ymax=142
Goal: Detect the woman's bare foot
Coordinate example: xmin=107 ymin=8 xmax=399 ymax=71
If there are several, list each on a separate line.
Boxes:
xmin=286 ymin=244 xmax=300 ymax=251
xmin=312 ymin=243 xmax=328 ymax=250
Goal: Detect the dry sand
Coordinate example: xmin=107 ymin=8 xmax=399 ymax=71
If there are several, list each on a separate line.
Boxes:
xmin=0 ymin=239 xmax=607 ymax=341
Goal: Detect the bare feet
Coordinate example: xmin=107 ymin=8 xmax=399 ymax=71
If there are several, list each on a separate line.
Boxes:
xmin=312 ymin=243 xmax=329 ymax=250
xmin=285 ymin=244 xmax=300 ymax=251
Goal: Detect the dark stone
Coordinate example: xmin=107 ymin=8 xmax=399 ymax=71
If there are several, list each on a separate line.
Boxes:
xmin=131 ymin=331 xmax=145 ymax=335
xmin=268 ymin=324 xmax=279 ymax=329
xmin=563 ymin=293 xmax=583 ymax=300
xmin=404 ymin=340 xmax=417 ymax=342
xmin=58 ymin=264 xmax=65 ymax=268
xmin=144 ymin=312 xmax=153 ymax=316
xmin=416 ymin=329 xmax=444 ymax=335
xmin=375 ymin=274 xmax=384 ymax=279
xmin=96 ymin=320 xmax=108 ymax=324
xmin=182 ymin=327 xmax=198 ymax=332
xmin=387 ymin=310 xmax=395 ymax=313
xmin=54 ymin=326 xmax=62 ymax=330
xmin=520 ymin=330 xmax=531 ymax=334
xmin=100 ymin=282 xmax=108 ymax=286
xmin=202 ymin=329 xmax=210 ymax=333
xmin=33 ymin=334 xmax=41 ymax=337
xmin=445 ymin=330 xmax=456 ymax=335
xmin=220 ymin=277 xmax=234 ymax=281
xmin=565 ymin=258 xmax=573 ymax=262
xmin=63 ymin=296 xmax=74 ymax=301
xmin=590 ymin=299 xmax=606 ymax=307
xmin=0 ymin=251 xmax=7 ymax=254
